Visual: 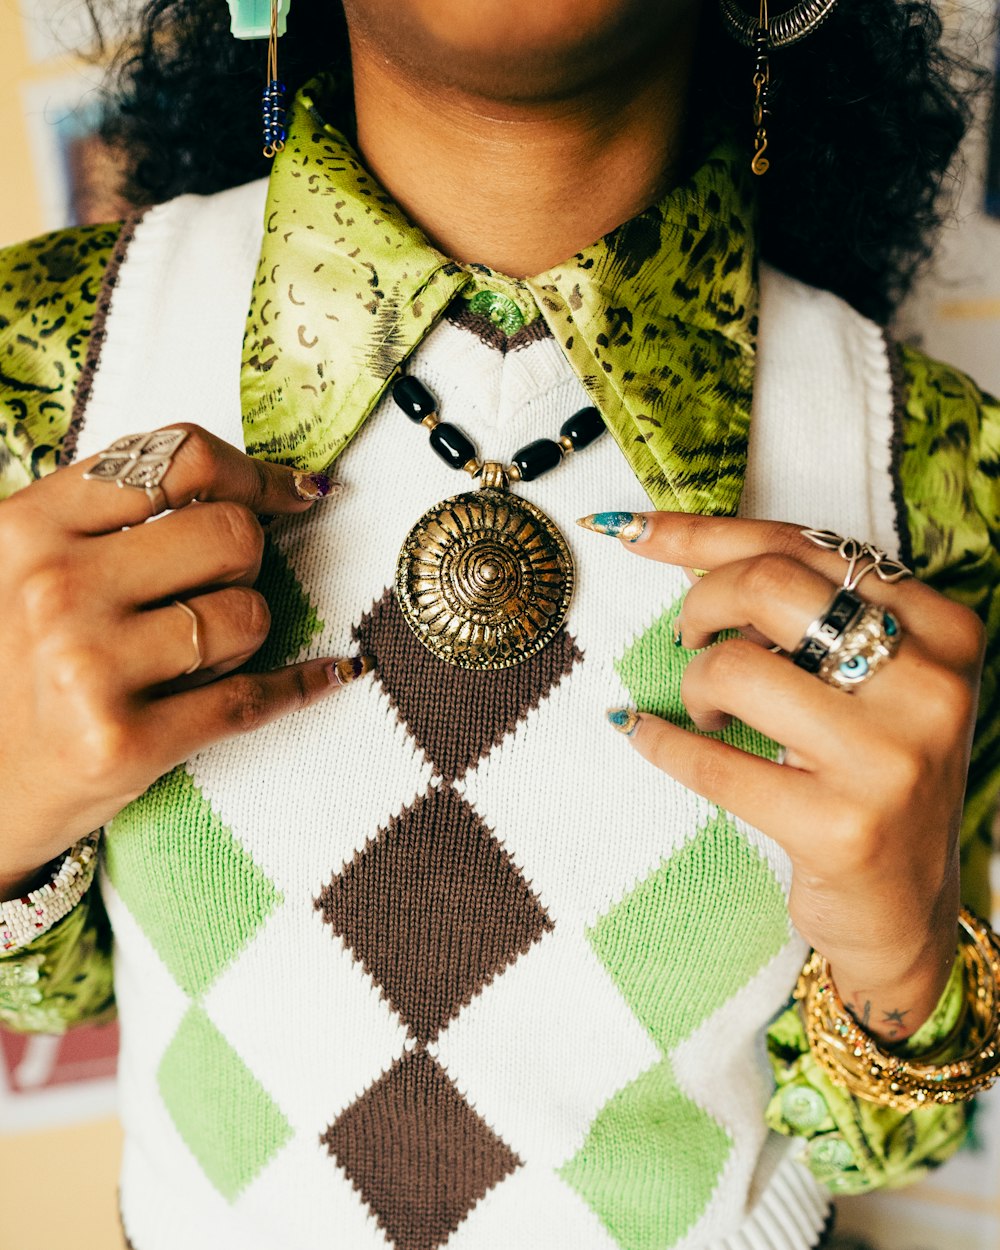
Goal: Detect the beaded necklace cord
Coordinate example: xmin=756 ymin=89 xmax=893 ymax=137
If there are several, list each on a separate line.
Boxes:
xmin=390 ymin=375 xmax=606 ymax=480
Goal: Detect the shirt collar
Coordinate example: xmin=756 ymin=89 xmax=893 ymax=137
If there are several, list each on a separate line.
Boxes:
xmin=242 ymin=76 xmax=758 ymax=516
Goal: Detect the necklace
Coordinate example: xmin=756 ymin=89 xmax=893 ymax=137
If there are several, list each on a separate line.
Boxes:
xmin=391 ymin=374 xmax=607 ymax=670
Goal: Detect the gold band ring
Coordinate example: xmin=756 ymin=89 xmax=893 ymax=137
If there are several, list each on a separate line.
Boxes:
xmin=173 ymin=600 xmax=203 ymax=676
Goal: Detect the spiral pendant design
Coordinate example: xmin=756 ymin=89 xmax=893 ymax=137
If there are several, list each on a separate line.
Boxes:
xmin=395 ymin=488 xmax=574 ymax=669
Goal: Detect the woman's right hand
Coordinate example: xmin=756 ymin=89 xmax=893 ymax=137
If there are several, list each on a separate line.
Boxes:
xmin=0 ymin=424 xmax=365 ymax=898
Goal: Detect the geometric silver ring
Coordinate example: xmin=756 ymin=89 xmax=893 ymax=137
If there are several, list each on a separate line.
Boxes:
xmin=83 ymin=429 xmax=188 ymax=518
xmin=145 ymin=485 xmax=169 ymax=518
xmin=814 ymin=603 xmax=902 ymax=692
xmin=172 ymin=600 xmax=203 ymax=676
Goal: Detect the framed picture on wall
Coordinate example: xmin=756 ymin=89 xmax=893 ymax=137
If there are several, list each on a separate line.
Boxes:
xmin=21 ymin=74 xmax=129 ymax=232
xmin=18 ymin=0 xmax=131 ymax=64
xmin=0 ymin=1020 xmax=119 ymax=1133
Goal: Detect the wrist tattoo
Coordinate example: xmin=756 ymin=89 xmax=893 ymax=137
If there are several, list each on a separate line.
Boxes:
xmin=882 ymin=1007 xmax=911 ymax=1039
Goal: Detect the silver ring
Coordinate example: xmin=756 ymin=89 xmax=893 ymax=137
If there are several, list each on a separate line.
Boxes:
xmin=791 ymin=586 xmax=864 ymax=674
xmin=173 ymin=600 xmax=203 ymax=675
xmin=145 ymin=485 xmax=169 ymax=517
xmin=83 ymin=430 xmax=188 ymax=517
xmin=800 ymin=528 xmax=913 ymax=591
xmin=816 ymin=603 xmax=902 ymax=691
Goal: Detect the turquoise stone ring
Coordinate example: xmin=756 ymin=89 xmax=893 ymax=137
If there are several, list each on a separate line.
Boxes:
xmin=814 ymin=602 xmax=903 ymax=693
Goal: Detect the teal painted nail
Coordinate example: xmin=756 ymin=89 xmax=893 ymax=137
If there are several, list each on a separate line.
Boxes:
xmin=673 ymin=628 xmax=684 ymax=648
xmin=607 ymin=707 xmax=640 ymax=736
xmin=576 ymin=512 xmax=648 ymax=543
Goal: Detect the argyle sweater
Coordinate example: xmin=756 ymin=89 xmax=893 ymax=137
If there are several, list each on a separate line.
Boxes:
xmin=63 ymin=205 xmax=856 ymax=1250
xmin=2 ymin=83 xmax=1000 ymax=1250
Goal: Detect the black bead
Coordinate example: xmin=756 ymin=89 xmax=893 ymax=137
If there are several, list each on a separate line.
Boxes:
xmin=429 ymin=422 xmax=477 ymax=470
xmin=512 ymin=438 xmax=563 ymax=482
xmin=559 ymin=406 xmax=605 ymax=451
xmin=392 ymin=375 xmax=437 ymax=422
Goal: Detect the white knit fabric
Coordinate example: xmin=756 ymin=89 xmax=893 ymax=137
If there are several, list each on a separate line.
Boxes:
xmin=69 ymin=181 xmax=900 ymax=1250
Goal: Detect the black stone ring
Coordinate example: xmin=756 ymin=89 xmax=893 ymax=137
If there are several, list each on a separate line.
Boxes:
xmin=790 ymin=587 xmax=865 ymax=675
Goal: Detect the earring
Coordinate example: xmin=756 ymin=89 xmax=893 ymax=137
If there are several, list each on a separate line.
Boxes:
xmin=227 ymin=0 xmax=292 ymax=159
xmin=751 ymin=0 xmax=770 ymax=176
xmin=719 ymin=0 xmax=839 ymax=176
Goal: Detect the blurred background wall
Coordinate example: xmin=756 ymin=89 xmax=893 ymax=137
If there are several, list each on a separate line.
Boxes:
xmin=0 ymin=2 xmax=998 ymax=1249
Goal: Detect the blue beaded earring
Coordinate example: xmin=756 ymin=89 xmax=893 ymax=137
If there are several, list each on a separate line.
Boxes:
xmin=227 ymin=0 xmax=292 ymax=158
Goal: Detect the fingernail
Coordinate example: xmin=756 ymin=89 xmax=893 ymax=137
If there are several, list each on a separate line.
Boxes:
xmin=576 ymin=511 xmax=648 ymax=543
xmin=293 ymin=471 xmax=340 ymax=502
xmin=607 ymin=707 xmax=640 ymax=736
xmin=673 ymin=628 xmax=684 ymax=648
xmin=328 ymin=654 xmax=376 ymax=686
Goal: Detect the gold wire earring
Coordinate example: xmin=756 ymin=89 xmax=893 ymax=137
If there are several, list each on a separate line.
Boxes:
xmin=719 ymin=0 xmax=840 ymax=176
xmin=262 ymin=0 xmax=287 ymax=159
xmin=751 ymin=0 xmax=770 ymax=176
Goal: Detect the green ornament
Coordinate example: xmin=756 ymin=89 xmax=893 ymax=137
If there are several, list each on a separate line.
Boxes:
xmin=227 ymin=0 xmax=290 ymax=39
xmin=806 ymin=1134 xmax=856 ymax=1174
xmin=779 ymin=1084 xmax=830 ymax=1134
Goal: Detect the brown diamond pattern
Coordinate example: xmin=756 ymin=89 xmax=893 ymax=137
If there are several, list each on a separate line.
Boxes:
xmin=318 ymin=578 xmax=571 ymax=1245
xmin=321 ymin=1048 xmax=521 ymax=1250
xmin=353 ymin=588 xmax=582 ymax=782
xmin=316 ymin=782 xmax=553 ymax=1042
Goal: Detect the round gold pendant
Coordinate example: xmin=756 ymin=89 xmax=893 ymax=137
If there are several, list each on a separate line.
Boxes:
xmin=394 ymin=487 xmax=574 ymax=670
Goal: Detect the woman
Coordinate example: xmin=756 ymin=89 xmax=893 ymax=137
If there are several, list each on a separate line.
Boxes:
xmin=1 ymin=1 xmax=998 ymax=1247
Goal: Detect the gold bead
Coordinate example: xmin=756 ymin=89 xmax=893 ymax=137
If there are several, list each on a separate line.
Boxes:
xmin=421 ymin=412 xmax=440 ymax=430
xmin=507 ymin=463 xmax=522 ymax=483
xmin=557 ymin=435 xmax=575 ymax=454
xmin=463 ymin=458 xmax=482 ymax=476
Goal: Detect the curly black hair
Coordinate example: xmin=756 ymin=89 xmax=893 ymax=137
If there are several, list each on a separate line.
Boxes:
xmin=94 ymin=0 xmax=984 ymax=324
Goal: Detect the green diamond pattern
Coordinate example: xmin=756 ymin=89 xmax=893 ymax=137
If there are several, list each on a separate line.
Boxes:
xmin=245 ymin=532 xmax=324 ymax=672
xmin=616 ymin=593 xmax=780 ymax=760
xmin=559 ymin=811 xmax=790 ymax=1249
xmin=159 ymin=1004 xmax=292 ymax=1201
xmin=588 ymin=810 xmax=790 ymax=1052
xmin=106 ymin=767 xmax=282 ymax=997
xmin=103 ymin=528 xmax=319 ymax=1205
xmin=560 ymin=1061 xmax=729 ymax=1250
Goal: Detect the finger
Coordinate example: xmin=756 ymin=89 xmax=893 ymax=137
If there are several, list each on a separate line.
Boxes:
xmin=680 ymin=638 xmax=860 ymax=765
xmin=579 ymin=511 xmax=944 ymax=616
xmin=91 ymin=502 xmax=266 ymax=606
xmin=608 ymin=707 xmax=816 ymax=849
xmin=677 ymin=555 xmax=836 ymax=652
xmin=33 ymin=424 xmax=337 ymax=535
xmin=142 ymin=654 xmax=375 ymax=769
xmin=123 ymin=588 xmax=272 ymax=688
xmin=675 ymin=553 xmax=935 ymax=662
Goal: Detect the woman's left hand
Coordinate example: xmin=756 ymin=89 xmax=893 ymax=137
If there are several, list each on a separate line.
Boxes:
xmin=584 ymin=511 xmax=987 ymax=1043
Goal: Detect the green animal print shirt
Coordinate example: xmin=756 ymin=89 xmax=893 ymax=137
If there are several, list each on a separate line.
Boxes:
xmin=1 ymin=78 xmax=998 ymax=1199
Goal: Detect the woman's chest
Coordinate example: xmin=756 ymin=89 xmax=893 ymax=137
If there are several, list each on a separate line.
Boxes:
xmin=102 ymin=327 xmax=793 ymax=974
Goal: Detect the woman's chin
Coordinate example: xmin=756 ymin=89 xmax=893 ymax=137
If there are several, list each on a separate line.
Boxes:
xmin=342 ymin=0 xmax=697 ymax=102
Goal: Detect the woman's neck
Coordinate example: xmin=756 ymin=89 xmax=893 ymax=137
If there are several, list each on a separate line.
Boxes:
xmin=347 ymin=14 xmax=700 ymax=278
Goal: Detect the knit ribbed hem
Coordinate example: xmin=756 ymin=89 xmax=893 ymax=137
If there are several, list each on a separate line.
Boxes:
xmin=62 ymin=209 xmax=148 ymax=467
xmin=709 ymin=1147 xmax=832 ymax=1250
xmin=858 ymin=315 xmax=899 ymax=558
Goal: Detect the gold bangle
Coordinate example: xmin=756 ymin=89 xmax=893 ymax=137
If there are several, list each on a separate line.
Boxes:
xmin=796 ymin=908 xmax=1000 ymax=1112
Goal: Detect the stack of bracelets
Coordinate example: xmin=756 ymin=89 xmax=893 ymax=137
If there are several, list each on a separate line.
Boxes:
xmin=797 ymin=907 xmax=1000 ymax=1110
